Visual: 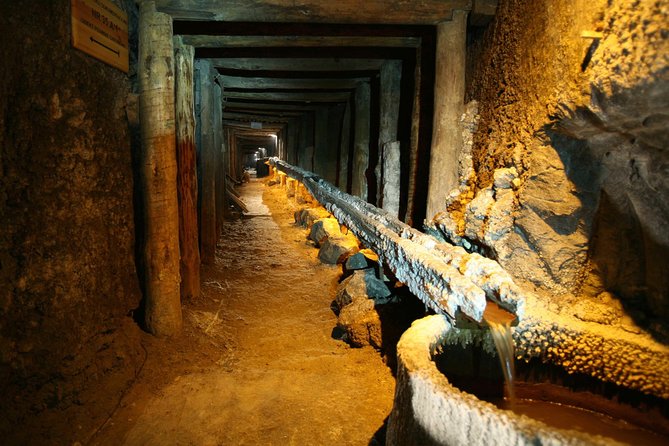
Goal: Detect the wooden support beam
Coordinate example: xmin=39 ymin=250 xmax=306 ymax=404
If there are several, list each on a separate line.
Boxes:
xmin=181 ymin=35 xmax=421 ymax=48
xmin=223 ymin=112 xmax=293 ymax=123
xmin=222 ymin=90 xmax=351 ymax=103
xmin=377 ymin=60 xmax=402 ymax=210
xmin=219 ymin=76 xmax=366 ymax=90
xmin=195 ymin=59 xmax=217 ymax=264
xmin=223 ymin=101 xmax=322 ymax=112
xmin=155 ymin=0 xmax=471 ymax=24
xmin=208 ymin=58 xmax=386 ymax=72
xmin=214 ymin=82 xmax=226 ymax=234
xmin=426 ymin=11 xmax=468 ymax=219
xmin=352 ymin=81 xmax=370 ymax=200
xmin=338 ymin=100 xmax=352 ymax=190
xmin=138 ymin=2 xmax=182 ymax=336
xmin=173 ymin=36 xmax=201 ymax=301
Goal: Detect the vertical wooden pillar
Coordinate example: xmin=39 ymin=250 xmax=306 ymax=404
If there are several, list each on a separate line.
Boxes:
xmin=338 ymin=100 xmax=351 ymax=190
xmin=195 ymin=59 xmax=217 ymax=264
xmin=314 ymin=106 xmax=329 ymax=180
xmin=173 ymin=36 xmax=200 ymax=301
xmin=286 ymin=118 xmax=298 ymax=165
xmin=352 ymin=81 xmax=371 ymax=200
xmin=138 ymin=1 xmax=182 ymax=336
xmin=405 ymin=46 xmax=422 ymax=225
xmin=377 ymin=60 xmax=402 ymax=211
xmin=383 ymin=141 xmax=402 ymax=216
xmin=213 ymin=82 xmax=225 ymax=233
xmin=426 ymin=11 xmax=468 ymax=219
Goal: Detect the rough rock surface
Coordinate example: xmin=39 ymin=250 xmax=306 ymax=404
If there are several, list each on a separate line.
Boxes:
xmin=308 ymin=217 xmax=342 ymax=245
xmin=334 ymin=269 xmax=393 ymax=348
xmin=317 ymin=234 xmax=359 ymax=265
xmin=337 ymin=298 xmax=383 ymax=349
xmin=431 ymin=0 xmax=669 ymax=339
xmin=0 ymin=0 xmax=143 ymax=436
xmin=344 ymin=248 xmax=380 ymax=273
xmin=294 ymin=206 xmax=331 ymax=228
xmin=334 ymin=269 xmax=391 ymax=311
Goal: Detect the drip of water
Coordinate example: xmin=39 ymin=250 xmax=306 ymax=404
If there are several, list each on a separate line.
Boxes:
xmin=483 ymin=302 xmax=516 ymax=405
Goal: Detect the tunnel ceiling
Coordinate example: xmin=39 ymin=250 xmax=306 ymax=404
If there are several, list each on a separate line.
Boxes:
xmin=159 ymin=0 xmax=495 ymax=158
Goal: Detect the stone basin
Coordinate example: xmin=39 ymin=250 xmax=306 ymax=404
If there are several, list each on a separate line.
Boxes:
xmin=386 ymin=297 xmax=669 ymax=446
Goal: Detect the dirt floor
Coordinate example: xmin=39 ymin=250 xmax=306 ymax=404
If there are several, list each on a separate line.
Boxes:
xmin=85 ymin=178 xmax=396 ymax=445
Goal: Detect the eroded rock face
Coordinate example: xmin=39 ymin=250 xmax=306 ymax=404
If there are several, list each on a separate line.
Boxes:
xmin=334 ymin=269 xmax=391 ymax=348
xmin=294 ymin=206 xmax=330 ymax=228
xmin=317 ymin=234 xmax=359 ymax=264
xmin=334 ymin=269 xmax=391 ymax=311
xmin=431 ymin=0 xmax=669 ymax=338
xmin=0 ymin=0 xmax=142 ymax=434
xmin=308 ymin=217 xmax=342 ymax=245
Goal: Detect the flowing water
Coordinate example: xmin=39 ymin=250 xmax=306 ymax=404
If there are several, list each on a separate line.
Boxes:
xmin=482 ymin=302 xmax=517 ymax=404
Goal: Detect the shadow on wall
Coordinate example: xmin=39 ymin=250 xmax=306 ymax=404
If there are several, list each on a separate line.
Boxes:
xmin=546 ymin=79 xmax=669 ymax=342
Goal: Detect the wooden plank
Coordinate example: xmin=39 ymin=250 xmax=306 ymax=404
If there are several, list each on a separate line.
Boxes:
xmin=223 ymin=101 xmax=321 ymax=112
xmin=208 ymin=58 xmax=386 ymax=71
xmin=223 ymin=112 xmax=292 ymax=123
xmin=138 ymin=2 xmax=182 ymax=336
xmin=195 ymin=60 xmax=218 ymax=265
xmin=426 ymin=11 xmax=468 ymax=219
xmin=222 ymin=90 xmax=351 ymax=103
xmin=71 ymin=0 xmax=129 ymax=72
xmin=219 ymin=75 xmax=365 ymax=90
xmin=173 ymin=36 xmax=201 ymax=301
xmin=227 ymin=187 xmax=249 ymax=213
xmin=181 ymin=35 xmax=420 ymax=48
xmin=155 ymin=0 xmax=471 ymax=24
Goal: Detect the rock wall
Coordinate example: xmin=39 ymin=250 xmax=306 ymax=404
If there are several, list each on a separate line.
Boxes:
xmin=430 ymin=0 xmax=668 ymax=339
xmin=0 ymin=0 xmax=143 ymax=436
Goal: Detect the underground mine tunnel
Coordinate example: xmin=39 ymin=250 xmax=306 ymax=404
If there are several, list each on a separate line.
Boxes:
xmin=1 ymin=0 xmax=668 ymax=444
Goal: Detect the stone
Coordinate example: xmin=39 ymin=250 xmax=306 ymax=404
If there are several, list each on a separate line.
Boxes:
xmin=337 ymin=298 xmax=382 ymax=349
xmin=464 ymin=186 xmax=494 ymax=241
xmin=294 ymin=207 xmax=330 ymax=227
xmin=317 ymin=234 xmax=359 ymax=264
xmin=308 ymin=217 xmax=342 ymax=245
xmin=484 ymin=188 xmax=516 ymax=242
xmin=343 ymin=248 xmax=379 ymax=272
xmin=492 ymin=167 xmax=518 ymax=190
xmin=334 ymin=269 xmax=391 ymax=311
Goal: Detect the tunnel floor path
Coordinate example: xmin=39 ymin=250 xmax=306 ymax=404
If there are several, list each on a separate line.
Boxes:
xmin=94 ymin=178 xmax=395 ymax=445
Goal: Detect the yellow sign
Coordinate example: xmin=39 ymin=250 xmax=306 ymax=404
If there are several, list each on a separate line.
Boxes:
xmin=71 ymin=0 xmax=129 ymax=73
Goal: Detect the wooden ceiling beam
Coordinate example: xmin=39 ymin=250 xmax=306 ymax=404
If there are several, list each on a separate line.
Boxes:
xmin=181 ymin=35 xmax=420 ymax=48
xmin=208 ymin=58 xmax=386 ymax=71
xmin=223 ymin=101 xmax=321 ymax=112
xmin=223 ymin=112 xmax=292 ymax=123
xmin=219 ymin=75 xmax=366 ymax=90
xmin=156 ymin=0 xmax=471 ymax=24
xmin=222 ymin=90 xmax=351 ymax=103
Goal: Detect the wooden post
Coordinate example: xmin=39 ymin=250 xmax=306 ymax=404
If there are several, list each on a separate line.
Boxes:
xmin=426 ymin=11 xmax=468 ymax=219
xmin=173 ymin=36 xmax=201 ymax=301
xmin=405 ymin=46 xmax=422 ymax=225
xmin=352 ymin=81 xmax=371 ymax=200
xmin=196 ymin=59 xmax=217 ymax=264
xmin=138 ymin=1 xmax=182 ymax=336
xmin=377 ymin=60 xmax=402 ymax=208
xmin=214 ymin=82 xmax=225 ymax=233
xmin=338 ymin=101 xmax=351 ymax=189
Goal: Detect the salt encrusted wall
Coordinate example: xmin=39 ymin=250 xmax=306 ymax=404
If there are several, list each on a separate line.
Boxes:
xmin=430 ymin=0 xmax=669 ymax=339
xmin=0 ymin=0 xmax=143 ymax=438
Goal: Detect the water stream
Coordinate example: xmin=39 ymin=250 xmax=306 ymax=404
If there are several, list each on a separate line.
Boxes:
xmin=482 ymin=302 xmax=517 ymax=405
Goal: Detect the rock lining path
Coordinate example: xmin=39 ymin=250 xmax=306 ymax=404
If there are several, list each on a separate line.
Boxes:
xmin=93 ymin=178 xmax=395 ymax=445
